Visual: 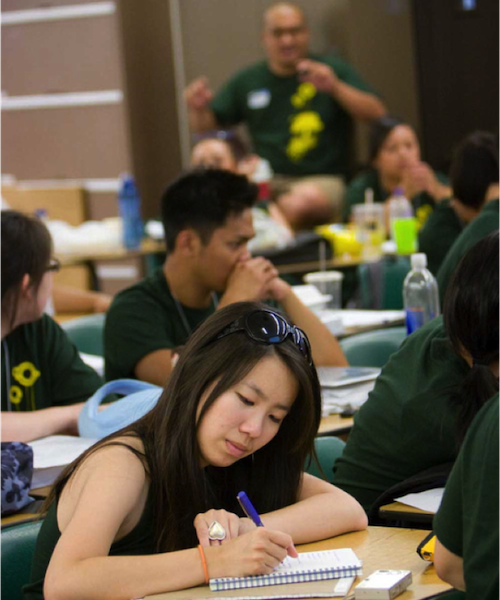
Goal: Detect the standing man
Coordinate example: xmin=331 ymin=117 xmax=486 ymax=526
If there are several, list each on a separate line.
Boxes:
xmin=185 ymin=2 xmax=386 ymax=229
xmin=104 ymin=169 xmax=347 ymax=386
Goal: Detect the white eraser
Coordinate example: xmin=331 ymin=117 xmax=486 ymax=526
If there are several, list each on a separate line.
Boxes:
xmin=354 ymin=569 xmax=412 ymax=599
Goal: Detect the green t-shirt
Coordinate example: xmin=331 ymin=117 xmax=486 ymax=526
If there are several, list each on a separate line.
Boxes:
xmin=211 ymin=55 xmax=376 ymax=178
xmin=1 ymin=315 xmax=102 ymax=412
xmin=104 ymin=268 xmax=216 ymax=381
xmin=342 ymin=168 xmax=449 ymax=228
xmin=437 ymin=199 xmax=499 ymax=304
xmin=24 ymin=485 xmax=155 ymax=600
xmin=433 ymin=394 xmax=499 ymax=600
xmin=418 ymin=198 xmax=464 ymax=275
xmin=333 ymin=317 xmax=469 ymax=514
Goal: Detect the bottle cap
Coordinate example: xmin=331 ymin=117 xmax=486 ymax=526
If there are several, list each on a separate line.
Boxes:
xmin=411 ymin=253 xmax=427 ymax=269
xmin=119 ymin=173 xmax=138 ymax=197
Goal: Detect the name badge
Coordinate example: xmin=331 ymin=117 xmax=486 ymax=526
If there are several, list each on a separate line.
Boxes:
xmin=247 ymin=89 xmax=271 ymax=109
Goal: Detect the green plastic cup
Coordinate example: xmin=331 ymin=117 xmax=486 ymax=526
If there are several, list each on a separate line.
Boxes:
xmin=392 ymin=218 xmax=418 ymax=255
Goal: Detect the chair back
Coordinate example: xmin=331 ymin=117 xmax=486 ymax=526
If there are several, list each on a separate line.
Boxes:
xmin=62 ymin=313 xmax=106 ymax=356
xmin=1 ymin=520 xmax=43 ymax=600
xmin=306 ymin=436 xmax=346 ymax=483
xmin=358 ymin=256 xmax=411 ymax=310
xmin=340 ymin=327 xmax=407 ymax=368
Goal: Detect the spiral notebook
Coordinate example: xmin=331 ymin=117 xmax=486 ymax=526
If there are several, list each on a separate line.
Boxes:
xmin=209 ymin=549 xmax=362 ymax=591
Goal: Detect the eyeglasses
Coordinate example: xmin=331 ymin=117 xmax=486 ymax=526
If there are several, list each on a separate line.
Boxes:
xmin=216 ymin=309 xmax=312 ymax=365
xmin=45 ymin=257 xmax=61 ymax=273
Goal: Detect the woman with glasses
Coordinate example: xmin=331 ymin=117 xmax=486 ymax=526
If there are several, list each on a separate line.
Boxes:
xmin=1 ymin=210 xmax=102 ymax=443
xmin=25 ymin=302 xmax=367 ymax=599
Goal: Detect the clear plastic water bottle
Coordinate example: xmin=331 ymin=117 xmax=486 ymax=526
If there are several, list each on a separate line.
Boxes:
xmin=403 ymin=253 xmax=440 ymax=334
xmin=118 ymin=174 xmax=143 ymax=250
xmin=388 ymin=186 xmax=413 ymax=240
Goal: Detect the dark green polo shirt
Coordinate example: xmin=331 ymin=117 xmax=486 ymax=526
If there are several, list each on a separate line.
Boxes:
xmin=211 ymin=55 xmax=376 ymax=178
xmin=418 ymin=198 xmax=464 ymax=275
xmin=1 ymin=315 xmax=102 ymax=413
xmin=333 ymin=316 xmax=469 ymax=514
xmin=104 ymin=268 xmax=215 ymax=381
xmin=437 ymin=199 xmax=499 ymax=303
xmin=434 ymin=394 xmax=499 ymax=600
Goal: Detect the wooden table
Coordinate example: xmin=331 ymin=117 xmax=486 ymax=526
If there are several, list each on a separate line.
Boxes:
xmin=318 ymin=413 xmax=354 ymax=440
xmin=276 ymin=253 xmax=379 ymax=276
xmin=56 ymin=237 xmax=165 ymax=267
xmin=147 ymin=526 xmax=451 ymax=600
xmin=379 ymin=502 xmax=434 ymax=526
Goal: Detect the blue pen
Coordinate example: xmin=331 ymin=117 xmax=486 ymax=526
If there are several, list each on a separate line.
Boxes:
xmin=237 ymin=491 xmax=265 ymax=527
xmin=237 ymin=491 xmax=298 ymax=563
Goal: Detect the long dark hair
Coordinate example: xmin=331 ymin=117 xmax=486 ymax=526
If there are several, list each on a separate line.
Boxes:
xmin=45 ymin=302 xmax=321 ymax=552
xmin=444 ymin=231 xmax=499 ymax=443
xmin=368 ymin=115 xmax=407 ymax=162
xmin=1 ymin=210 xmax=52 ymax=329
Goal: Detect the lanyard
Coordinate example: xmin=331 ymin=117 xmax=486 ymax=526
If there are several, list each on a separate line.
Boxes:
xmin=3 ymin=339 xmax=12 ymax=411
xmin=172 ymin=293 xmax=218 ymax=337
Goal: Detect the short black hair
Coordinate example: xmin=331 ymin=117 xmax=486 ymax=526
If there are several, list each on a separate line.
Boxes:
xmin=368 ymin=115 xmax=406 ymax=162
xmin=160 ymin=169 xmax=258 ymax=252
xmin=450 ymin=131 xmax=499 ymax=208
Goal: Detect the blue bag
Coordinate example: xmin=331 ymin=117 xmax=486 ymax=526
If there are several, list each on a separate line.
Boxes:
xmin=78 ymin=379 xmax=162 ymax=440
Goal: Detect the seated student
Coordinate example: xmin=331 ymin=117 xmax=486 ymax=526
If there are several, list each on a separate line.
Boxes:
xmin=1 ymin=211 xmax=102 ymax=443
xmin=25 ymin=302 xmax=367 ymax=599
xmin=104 ymin=169 xmax=347 ymax=385
xmin=333 ymin=232 xmax=499 ymax=517
xmin=190 ymin=133 xmax=293 ymax=235
xmin=418 ymin=131 xmax=500 ymax=274
xmin=436 ymin=133 xmax=500 ymax=302
xmin=1 ymin=197 xmax=113 ymax=316
xmin=433 ymin=393 xmax=498 ymax=600
xmin=343 ymin=116 xmax=451 ymax=227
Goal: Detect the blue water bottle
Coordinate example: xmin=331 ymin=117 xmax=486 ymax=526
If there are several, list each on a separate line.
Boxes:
xmin=403 ymin=253 xmax=440 ymax=335
xmin=118 ymin=174 xmax=143 ymax=250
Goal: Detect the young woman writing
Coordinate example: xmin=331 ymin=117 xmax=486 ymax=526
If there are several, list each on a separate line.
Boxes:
xmin=25 ymin=302 xmax=367 ymax=600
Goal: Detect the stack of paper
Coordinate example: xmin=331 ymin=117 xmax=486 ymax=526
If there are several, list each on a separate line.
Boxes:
xmin=30 ymin=435 xmax=98 ymax=489
xmin=317 ymin=367 xmax=380 ymax=416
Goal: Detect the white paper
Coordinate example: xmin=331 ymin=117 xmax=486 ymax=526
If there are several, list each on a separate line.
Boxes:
xmin=79 ymin=352 xmax=104 ymax=376
xmin=395 ymin=488 xmax=445 ymax=513
xmin=321 ymin=382 xmax=376 ymax=416
xmin=274 ymin=548 xmax=361 ymax=574
xmin=292 ymin=284 xmax=333 ymax=309
xmin=318 ymin=309 xmax=405 ymax=329
xmin=30 ymin=435 xmax=98 ymax=469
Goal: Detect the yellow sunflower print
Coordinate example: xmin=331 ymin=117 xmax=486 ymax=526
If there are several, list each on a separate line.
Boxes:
xmin=10 ymin=385 xmax=23 ymax=405
xmin=12 ymin=362 xmax=41 ymax=387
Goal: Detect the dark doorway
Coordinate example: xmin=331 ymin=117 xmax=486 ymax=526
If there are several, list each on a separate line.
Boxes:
xmin=412 ymin=0 xmax=499 ymax=172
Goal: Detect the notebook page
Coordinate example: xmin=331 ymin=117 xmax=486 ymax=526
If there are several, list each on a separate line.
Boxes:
xmin=273 ymin=549 xmax=360 ymax=573
xmin=209 ymin=549 xmax=362 ymax=590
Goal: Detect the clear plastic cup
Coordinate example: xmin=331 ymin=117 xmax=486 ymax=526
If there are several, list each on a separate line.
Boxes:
xmin=303 ymin=271 xmax=344 ymax=310
xmin=352 ymin=204 xmax=385 ymax=259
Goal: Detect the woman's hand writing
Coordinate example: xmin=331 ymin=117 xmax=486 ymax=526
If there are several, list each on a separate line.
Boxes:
xmin=206 ymin=528 xmax=298 ymax=578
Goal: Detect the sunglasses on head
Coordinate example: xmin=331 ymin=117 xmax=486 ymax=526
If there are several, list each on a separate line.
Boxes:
xmin=216 ymin=309 xmax=312 ymax=365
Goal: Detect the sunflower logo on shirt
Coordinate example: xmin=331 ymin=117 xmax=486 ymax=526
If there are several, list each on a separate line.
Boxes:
xmin=287 ymin=83 xmax=324 ymax=162
xmin=10 ymin=362 xmax=40 ymax=410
